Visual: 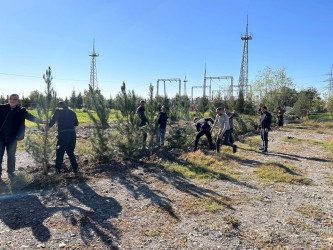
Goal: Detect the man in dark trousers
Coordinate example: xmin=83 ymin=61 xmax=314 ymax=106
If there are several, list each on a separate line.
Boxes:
xmin=276 ymin=106 xmax=285 ymax=129
xmin=136 ymin=100 xmax=149 ymax=148
xmin=258 ymin=106 xmax=272 ymax=153
xmin=157 ymin=105 xmax=168 ymax=146
xmin=194 ymin=117 xmax=215 ymax=151
xmin=211 ymin=107 xmax=237 ymax=153
xmin=46 ymin=102 xmax=79 ymax=174
xmin=0 ymin=94 xmax=37 ymax=179
xmin=224 ymin=107 xmax=238 ymax=145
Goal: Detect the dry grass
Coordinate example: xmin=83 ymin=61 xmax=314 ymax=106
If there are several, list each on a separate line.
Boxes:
xmin=254 ymin=162 xmax=313 ymax=185
xmin=295 ymin=204 xmax=327 ymax=221
xmin=287 ymin=217 xmax=314 ymax=232
xmin=177 ymin=194 xmax=232 ymax=215
xmin=163 ymin=150 xmax=240 ymax=181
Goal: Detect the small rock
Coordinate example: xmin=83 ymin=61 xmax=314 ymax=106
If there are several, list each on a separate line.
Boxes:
xmin=216 ymin=233 xmax=222 ymax=238
xmin=59 ymin=243 xmax=66 ymax=248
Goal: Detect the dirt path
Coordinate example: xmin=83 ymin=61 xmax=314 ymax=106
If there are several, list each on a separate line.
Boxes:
xmin=0 ymin=127 xmax=332 ymax=249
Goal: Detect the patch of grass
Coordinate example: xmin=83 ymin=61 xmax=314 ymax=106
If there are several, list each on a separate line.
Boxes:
xmin=164 ymin=151 xmax=239 ymax=180
xmin=25 ymin=109 xmax=120 ymax=127
xmin=177 ymin=194 xmax=232 ymax=215
xmin=223 ymin=215 xmax=240 ymax=228
xmin=296 ymin=204 xmax=326 ymax=220
xmin=206 ymin=196 xmax=232 ymax=213
xmin=241 ymin=135 xmax=262 ymax=150
xmin=254 ymin=162 xmax=313 ymax=185
xmin=282 ymin=136 xmax=333 ymax=152
xmin=287 ymin=217 xmax=314 ymax=231
xmin=309 ymin=113 xmax=333 ymax=120
xmin=254 ymin=195 xmax=271 ymax=203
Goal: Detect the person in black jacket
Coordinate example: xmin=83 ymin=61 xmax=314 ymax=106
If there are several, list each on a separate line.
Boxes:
xmin=136 ymin=100 xmax=149 ymax=148
xmin=46 ymin=102 xmax=79 ymax=174
xmin=157 ymin=105 xmax=168 ymax=146
xmin=0 ymin=94 xmax=37 ymax=179
xmin=194 ymin=117 xmax=215 ymax=151
xmin=258 ymin=106 xmax=272 ymax=153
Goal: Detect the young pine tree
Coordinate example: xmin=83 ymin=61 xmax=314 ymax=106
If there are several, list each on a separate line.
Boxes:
xmin=145 ymin=84 xmax=160 ymax=149
xmin=26 ymin=67 xmax=58 ymax=175
xmin=87 ymin=85 xmax=112 ymax=163
xmin=113 ymin=82 xmax=142 ymax=158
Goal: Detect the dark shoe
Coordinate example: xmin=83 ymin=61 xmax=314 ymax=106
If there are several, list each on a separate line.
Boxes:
xmin=56 ymin=169 xmax=61 ymax=175
xmin=261 ymin=150 xmax=268 ymax=153
xmin=233 ymin=145 xmax=237 ymax=153
xmin=259 ymin=147 xmax=264 ymax=151
xmin=73 ymin=169 xmax=78 ymax=176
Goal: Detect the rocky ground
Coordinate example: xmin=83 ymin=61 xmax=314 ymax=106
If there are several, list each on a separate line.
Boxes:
xmin=0 ymin=126 xmax=332 ymax=249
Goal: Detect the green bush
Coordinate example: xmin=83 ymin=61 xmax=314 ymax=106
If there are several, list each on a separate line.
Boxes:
xmin=167 ymin=121 xmax=196 ymax=149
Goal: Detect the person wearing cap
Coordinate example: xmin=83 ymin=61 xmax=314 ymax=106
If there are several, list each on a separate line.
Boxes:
xmin=211 ymin=107 xmax=237 ymax=153
xmin=194 ymin=117 xmax=215 ymax=151
xmin=46 ymin=102 xmax=79 ymax=174
xmin=136 ymin=100 xmax=149 ymax=148
xmin=0 ymin=94 xmax=38 ymax=180
xmin=258 ymin=106 xmax=272 ymax=153
xmin=157 ymin=105 xmax=168 ymax=146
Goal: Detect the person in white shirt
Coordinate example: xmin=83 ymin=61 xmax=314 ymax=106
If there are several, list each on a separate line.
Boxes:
xmin=210 ymin=107 xmax=237 ymax=153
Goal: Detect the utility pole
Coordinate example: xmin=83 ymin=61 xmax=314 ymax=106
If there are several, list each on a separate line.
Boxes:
xmin=183 ymin=75 xmax=188 ymax=97
xmin=156 ymin=78 xmax=182 ymax=98
xmin=89 ymin=40 xmax=99 ymax=90
xmin=238 ymin=16 xmax=252 ymax=99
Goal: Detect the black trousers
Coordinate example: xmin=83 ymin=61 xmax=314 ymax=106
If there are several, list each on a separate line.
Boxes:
xmin=0 ymin=136 xmax=17 ymax=175
xmin=194 ymin=129 xmax=215 ymax=150
xmin=229 ymin=128 xmax=234 ymax=144
xmin=216 ymin=130 xmax=233 ymax=153
xmin=260 ymin=129 xmax=268 ymax=151
xmin=56 ymin=132 xmax=78 ymax=172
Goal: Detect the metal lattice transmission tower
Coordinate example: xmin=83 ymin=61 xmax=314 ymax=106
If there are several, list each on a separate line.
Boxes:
xmin=238 ymin=16 xmax=252 ymax=98
xmin=326 ymin=65 xmax=333 ymax=95
xmin=203 ymin=63 xmax=207 ymax=97
xmin=89 ymin=41 xmax=99 ymax=90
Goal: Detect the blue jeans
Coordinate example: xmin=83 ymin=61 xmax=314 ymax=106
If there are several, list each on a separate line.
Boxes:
xmin=157 ymin=128 xmax=166 ymax=146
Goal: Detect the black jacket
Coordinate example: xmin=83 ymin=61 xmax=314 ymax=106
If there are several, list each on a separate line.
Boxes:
xmin=49 ymin=107 xmax=78 ymax=133
xmin=195 ymin=118 xmax=214 ymax=132
xmin=259 ymin=111 xmax=272 ymax=130
xmin=157 ymin=112 xmax=168 ymax=129
xmin=136 ymin=106 xmax=149 ymax=127
xmin=0 ymin=104 xmax=36 ymax=140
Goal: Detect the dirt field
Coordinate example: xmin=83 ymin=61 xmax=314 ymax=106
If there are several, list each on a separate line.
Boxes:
xmin=0 ymin=125 xmax=332 ymax=249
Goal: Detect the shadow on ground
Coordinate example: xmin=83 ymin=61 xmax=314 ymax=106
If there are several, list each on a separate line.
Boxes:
xmin=0 ymin=180 xmax=121 ymax=249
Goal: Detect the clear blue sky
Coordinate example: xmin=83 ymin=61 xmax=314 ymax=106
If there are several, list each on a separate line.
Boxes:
xmin=0 ymin=0 xmax=332 ymax=99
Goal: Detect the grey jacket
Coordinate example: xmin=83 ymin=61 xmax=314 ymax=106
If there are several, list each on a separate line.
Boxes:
xmin=211 ymin=113 xmax=230 ymax=134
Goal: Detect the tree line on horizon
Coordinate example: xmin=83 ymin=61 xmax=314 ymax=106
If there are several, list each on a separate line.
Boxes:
xmin=5 ymin=66 xmax=331 ymax=174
